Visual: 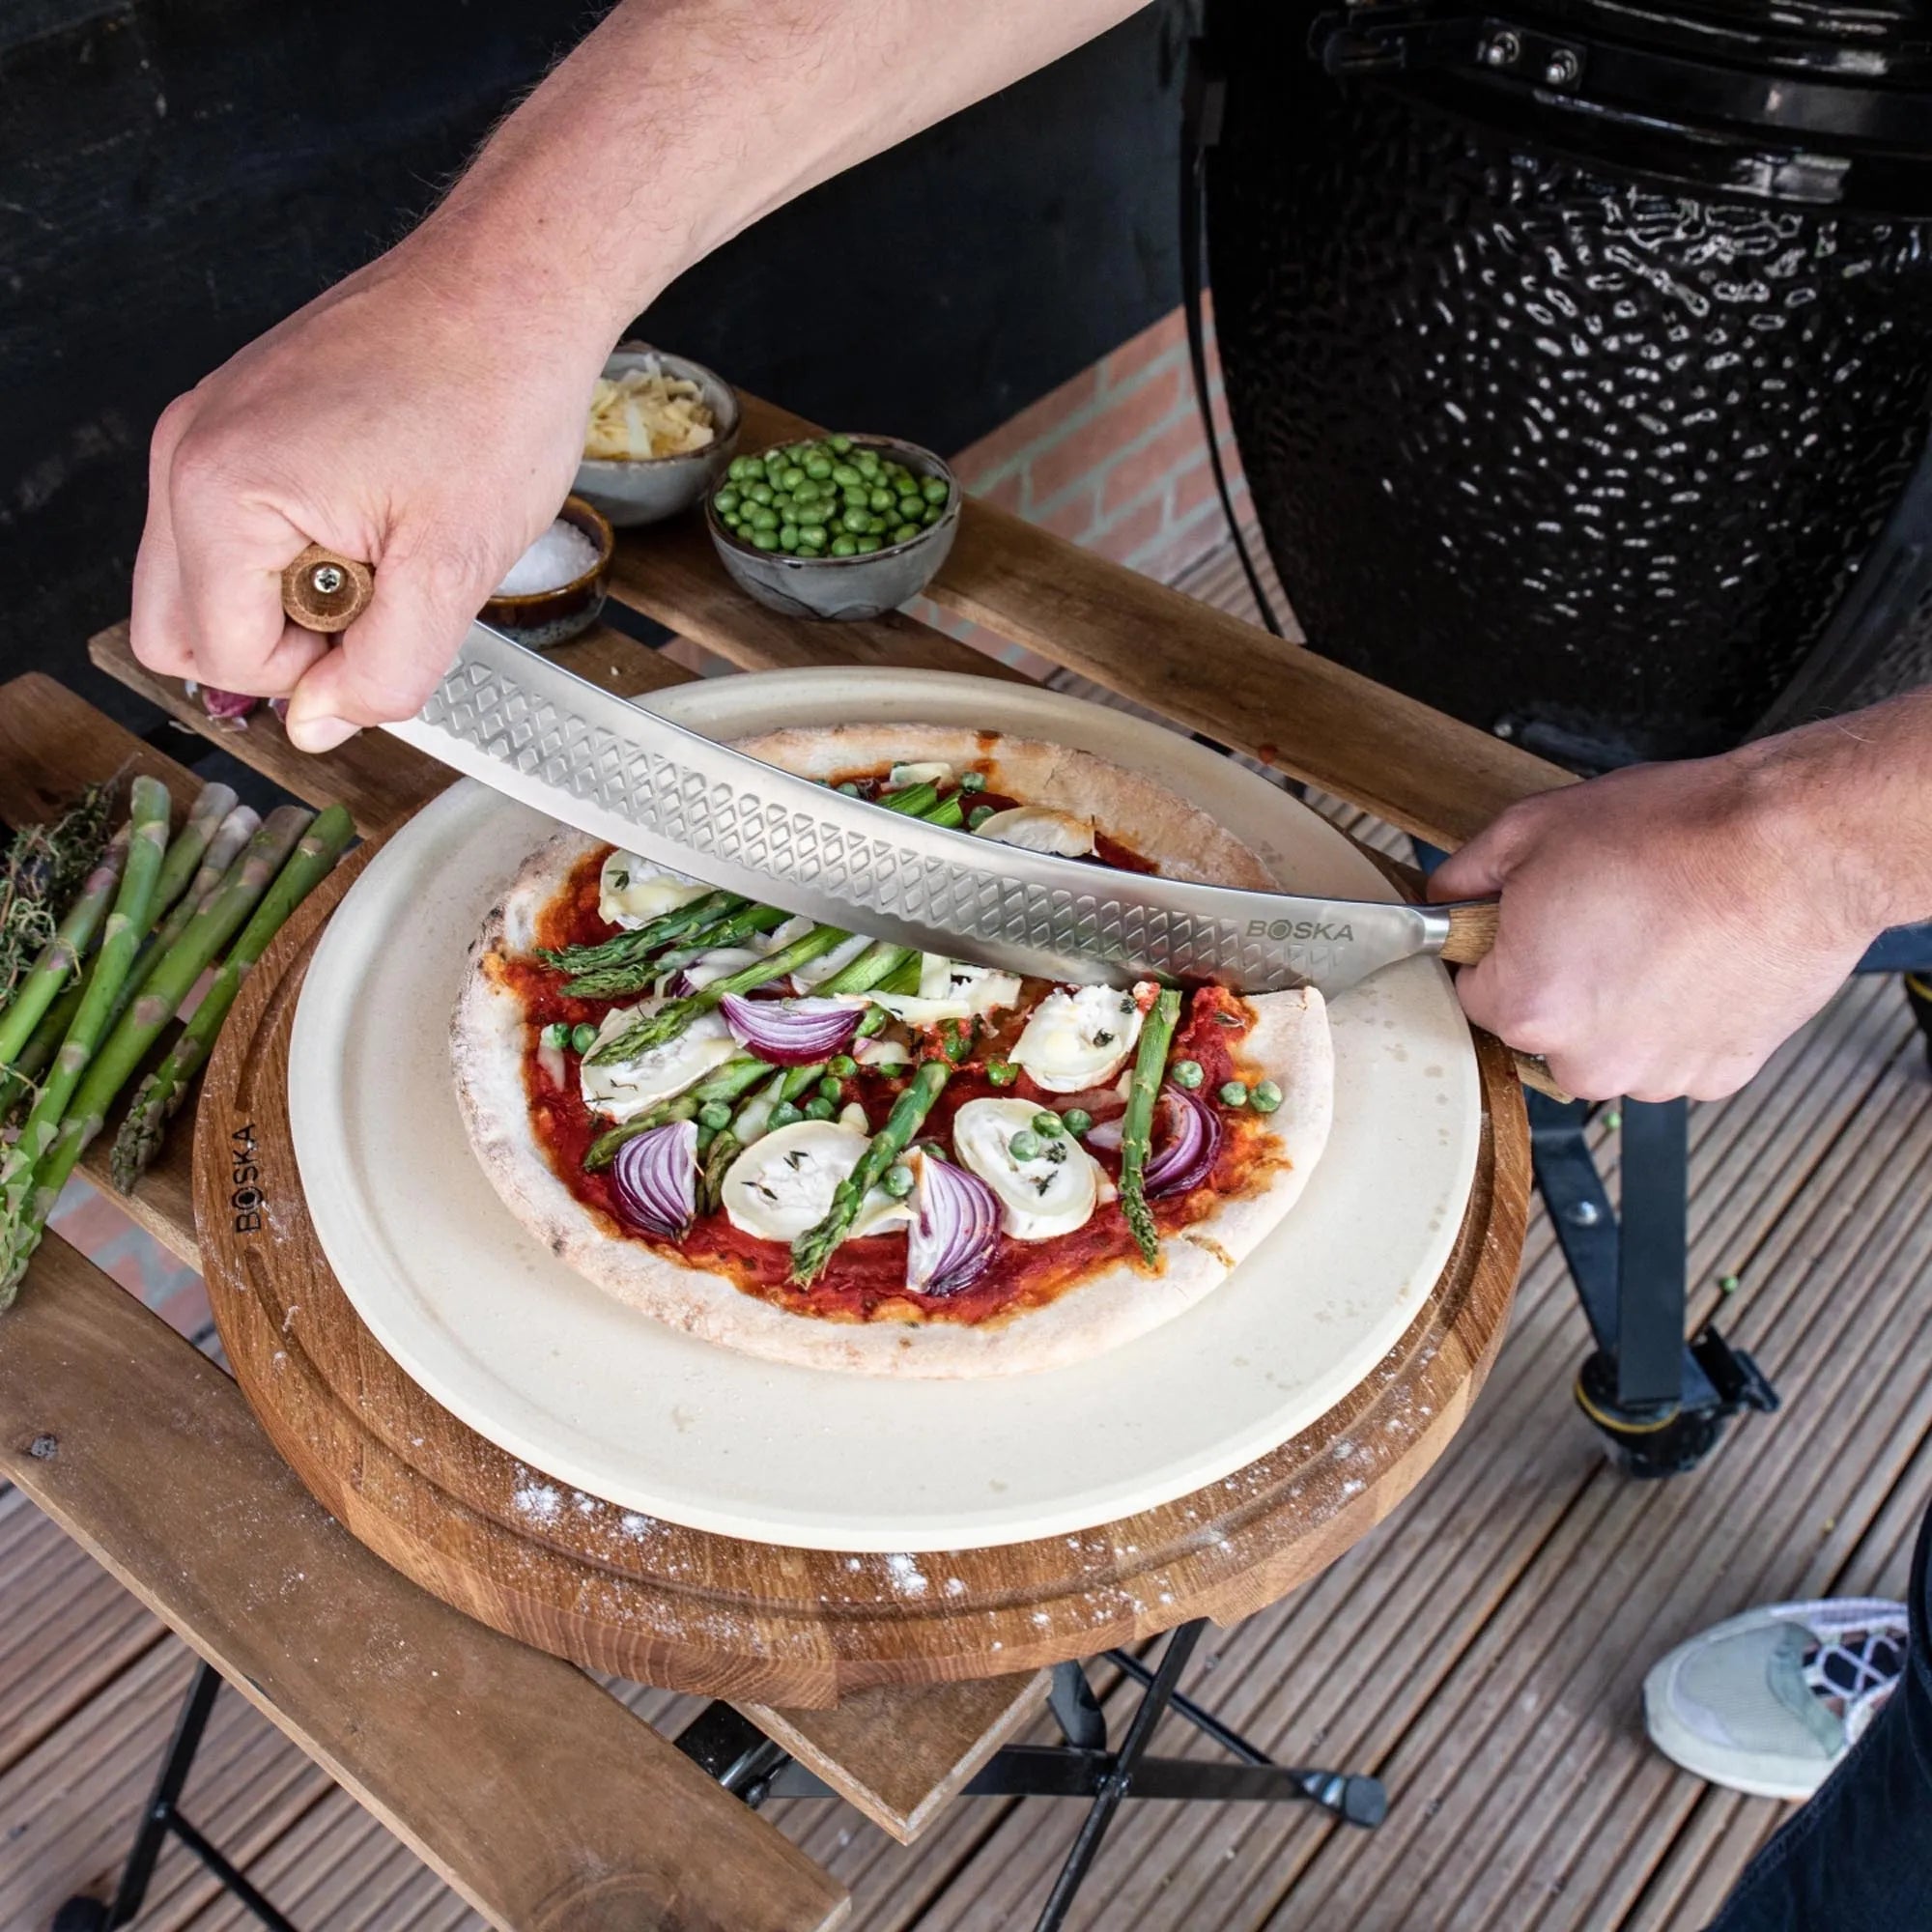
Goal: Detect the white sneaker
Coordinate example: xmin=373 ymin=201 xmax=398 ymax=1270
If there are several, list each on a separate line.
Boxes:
xmin=1643 ymin=1598 xmax=1908 ymax=1800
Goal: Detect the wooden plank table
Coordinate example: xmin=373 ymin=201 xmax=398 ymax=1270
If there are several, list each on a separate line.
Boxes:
xmin=17 ymin=454 xmax=1562 ymax=1914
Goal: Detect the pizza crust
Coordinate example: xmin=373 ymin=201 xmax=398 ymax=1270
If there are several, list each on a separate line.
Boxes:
xmin=450 ymin=727 xmax=1333 ymax=1378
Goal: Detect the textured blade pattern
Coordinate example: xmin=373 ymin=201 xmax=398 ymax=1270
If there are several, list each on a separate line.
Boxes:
xmin=400 ymin=629 xmax=1441 ymax=994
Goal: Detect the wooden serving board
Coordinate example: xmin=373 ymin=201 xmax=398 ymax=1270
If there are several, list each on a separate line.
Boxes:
xmin=195 ymin=834 xmax=1529 ymax=1709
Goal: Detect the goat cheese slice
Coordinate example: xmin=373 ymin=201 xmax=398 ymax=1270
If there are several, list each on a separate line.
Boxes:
xmin=970 ymin=805 xmax=1096 ymax=858
xmin=578 ymin=1002 xmax=739 ymax=1123
xmin=918 ymin=953 xmax=1024 ymax=1015
xmin=1011 ymin=985 xmax=1145 ymax=1094
xmin=952 ymin=1098 xmax=1103 ymax=1239
xmin=722 ymin=1121 xmax=913 ymax=1242
xmin=598 ymin=851 xmax=711 ymax=928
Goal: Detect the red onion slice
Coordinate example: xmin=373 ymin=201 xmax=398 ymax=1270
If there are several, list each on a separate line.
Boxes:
xmin=907 ymin=1152 xmax=1001 ymax=1298
xmin=197 ymin=684 xmax=259 ymax=722
xmin=1144 ymin=1084 xmax=1222 ymax=1198
xmin=720 ymin=991 xmax=864 ymax=1065
xmin=611 ymin=1119 xmax=699 ymax=1237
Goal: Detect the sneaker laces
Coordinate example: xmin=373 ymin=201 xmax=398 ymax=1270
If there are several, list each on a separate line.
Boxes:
xmin=1801 ymin=1613 xmax=1909 ymax=1747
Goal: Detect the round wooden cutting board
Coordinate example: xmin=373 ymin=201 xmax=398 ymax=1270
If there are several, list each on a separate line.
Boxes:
xmin=197 ymin=837 xmax=1529 ymax=1707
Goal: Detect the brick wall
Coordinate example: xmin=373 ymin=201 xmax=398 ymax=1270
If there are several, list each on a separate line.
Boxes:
xmin=949 ymin=296 xmax=1248 ymax=586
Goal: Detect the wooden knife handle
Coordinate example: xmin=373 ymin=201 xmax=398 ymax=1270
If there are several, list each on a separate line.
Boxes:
xmin=1437 ymin=898 xmax=1499 ymax=966
xmin=281 ymin=545 xmax=374 ymax=633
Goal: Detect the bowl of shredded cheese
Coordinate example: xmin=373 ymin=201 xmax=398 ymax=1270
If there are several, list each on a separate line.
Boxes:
xmin=573 ymin=343 xmax=740 ymax=526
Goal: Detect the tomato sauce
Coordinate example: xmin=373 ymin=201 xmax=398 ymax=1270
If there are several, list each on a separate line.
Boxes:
xmin=499 ymin=781 xmax=1283 ymax=1327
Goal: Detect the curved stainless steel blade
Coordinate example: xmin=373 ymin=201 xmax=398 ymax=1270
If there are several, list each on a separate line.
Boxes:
xmin=384 ymin=625 xmax=1454 ymax=995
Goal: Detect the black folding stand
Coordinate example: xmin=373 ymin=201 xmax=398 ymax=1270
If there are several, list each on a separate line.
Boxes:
xmin=52 ymin=1662 xmax=296 ymax=1932
xmin=674 ymin=1620 xmax=1386 ymax=1932
xmin=58 ymin=1629 xmax=1381 ymax=1932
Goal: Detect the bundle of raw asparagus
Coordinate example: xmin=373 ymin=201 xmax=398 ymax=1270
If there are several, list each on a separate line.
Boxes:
xmin=0 ymin=775 xmax=355 ymax=1303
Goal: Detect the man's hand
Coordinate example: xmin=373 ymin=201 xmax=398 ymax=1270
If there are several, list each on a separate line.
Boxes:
xmin=1428 ymin=734 xmax=1918 ymax=1103
xmin=130 ymin=245 xmax=604 ymax=752
xmin=127 ymin=0 xmax=1145 ymax=753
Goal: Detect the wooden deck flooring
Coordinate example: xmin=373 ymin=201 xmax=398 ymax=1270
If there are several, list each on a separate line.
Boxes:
xmin=6 ymin=542 xmax=1930 ymax=1930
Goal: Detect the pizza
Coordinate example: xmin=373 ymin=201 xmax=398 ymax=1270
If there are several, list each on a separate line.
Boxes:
xmin=451 ymin=724 xmax=1333 ymax=1377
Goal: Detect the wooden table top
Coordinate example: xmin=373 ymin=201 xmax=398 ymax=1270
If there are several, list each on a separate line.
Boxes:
xmin=6 ymin=441 xmax=1555 ymax=1899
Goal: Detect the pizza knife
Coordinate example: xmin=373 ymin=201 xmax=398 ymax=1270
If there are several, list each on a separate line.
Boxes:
xmin=278 ymin=551 xmax=1504 ymax=1002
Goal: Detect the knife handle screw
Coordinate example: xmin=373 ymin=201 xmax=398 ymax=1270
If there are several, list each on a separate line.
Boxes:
xmin=310 ymin=562 xmax=347 ymax=597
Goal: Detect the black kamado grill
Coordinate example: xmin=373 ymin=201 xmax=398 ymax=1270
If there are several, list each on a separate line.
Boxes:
xmin=1188 ymin=0 xmax=1932 ymax=1477
xmin=1200 ymin=0 xmax=1932 ymax=770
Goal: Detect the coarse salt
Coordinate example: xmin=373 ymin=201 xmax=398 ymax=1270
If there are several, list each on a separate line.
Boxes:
xmin=495 ymin=519 xmax=600 ymax=596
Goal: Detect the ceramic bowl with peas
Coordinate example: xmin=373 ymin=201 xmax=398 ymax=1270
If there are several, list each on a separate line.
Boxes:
xmin=704 ymin=433 xmax=961 ymax=621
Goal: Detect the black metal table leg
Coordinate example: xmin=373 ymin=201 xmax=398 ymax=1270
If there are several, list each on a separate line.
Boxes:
xmin=1104 ymin=1648 xmax=1386 ymax=1826
xmin=1034 ymin=1622 xmax=1205 ymax=1932
xmin=53 ymin=1661 xmax=298 ymax=1932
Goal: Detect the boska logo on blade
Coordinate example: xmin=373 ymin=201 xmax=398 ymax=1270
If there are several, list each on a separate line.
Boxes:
xmin=1246 ymin=919 xmax=1355 ymax=943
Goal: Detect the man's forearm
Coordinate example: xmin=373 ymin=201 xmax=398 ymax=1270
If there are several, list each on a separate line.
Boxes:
xmin=1741 ymin=688 xmax=1932 ymax=938
xmin=411 ymin=0 xmax=1147 ymax=349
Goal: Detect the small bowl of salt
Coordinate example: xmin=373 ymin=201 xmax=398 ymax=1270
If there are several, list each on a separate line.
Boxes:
xmin=481 ymin=497 xmax=614 ymax=648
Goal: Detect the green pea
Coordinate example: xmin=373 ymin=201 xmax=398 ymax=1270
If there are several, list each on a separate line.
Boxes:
xmin=883 ymin=1162 xmax=915 ymax=1200
xmin=750 ymin=481 xmax=776 ymax=505
xmin=866 ymin=515 xmax=888 ymax=534
xmin=805 ymin=455 xmax=834 ymax=480
xmin=922 ymin=504 xmax=942 ymax=526
xmin=540 ymin=1021 xmax=568 ymax=1049
xmin=799 ymin=528 xmax=828 ymax=552
xmin=1218 ymin=1081 xmax=1250 ymax=1107
xmin=856 ymin=535 xmax=882 ymax=553
xmin=1250 ymin=1079 xmax=1283 ymax=1114
xmin=958 ymin=771 xmax=986 ymax=792
xmin=868 ymin=487 xmax=894 ymax=512
xmin=985 ymin=1059 xmax=1018 ymax=1087
xmin=836 ymin=780 xmax=861 ymax=795
xmin=969 ymin=804 xmax=996 ymax=830
xmin=697 ymin=1100 xmax=732 ymax=1131
xmin=751 ymin=528 xmax=780 ymax=551
xmin=856 ymin=451 xmax=880 ymax=474
xmin=841 ymin=506 xmax=871 ymax=534
xmin=831 ymin=535 xmax=859 ymax=556
xmin=816 ymin=1073 xmax=844 ymax=1101
xmin=1063 ymin=1108 xmax=1094 ymax=1136
xmin=770 ymin=1101 xmax=802 ymax=1129
xmin=831 ymin=463 xmax=862 ymax=488
xmin=570 ymin=1022 xmax=598 ymax=1055
xmin=714 ymin=487 xmax=739 ymax=514
xmin=791 ymin=478 xmax=819 ymax=504
xmin=749 ymin=506 xmax=778 ymax=532
xmin=922 ymin=475 xmax=950 ymax=503
xmin=779 ymin=524 xmax=799 ymax=549
xmin=828 ymin=433 xmax=853 ymax=454
xmin=893 ymin=524 xmax=921 ymax=545
xmin=1033 ymin=1111 xmax=1065 ymax=1137
xmin=1008 ymin=1129 xmax=1042 ymax=1161
xmin=1171 ymin=1059 xmax=1205 ymax=1089
xmin=827 ymin=1054 xmax=858 ymax=1077
xmin=803 ymin=1095 xmax=837 ymax=1122
xmin=779 ymin=465 xmax=805 ymax=491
